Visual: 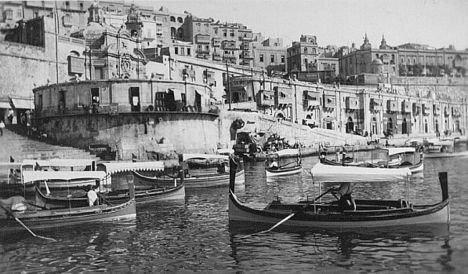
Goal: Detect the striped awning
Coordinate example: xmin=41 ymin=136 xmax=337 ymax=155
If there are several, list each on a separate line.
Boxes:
xmin=22 ymin=171 xmax=106 ymax=183
xmin=98 ymin=161 xmax=164 ymax=175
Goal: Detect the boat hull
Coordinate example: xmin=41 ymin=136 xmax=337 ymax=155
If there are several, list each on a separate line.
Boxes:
xmin=229 ymin=191 xmax=449 ymax=229
xmin=0 ymin=200 xmax=136 ymax=232
xmin=265 ymin=165 xmax=302 ymax=177
xmin=133 ymin=169 xmax=245 ymax=188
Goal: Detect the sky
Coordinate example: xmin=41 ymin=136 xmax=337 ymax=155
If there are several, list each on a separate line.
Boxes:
xmin=132 ymin=0 xmax=468 ymax=50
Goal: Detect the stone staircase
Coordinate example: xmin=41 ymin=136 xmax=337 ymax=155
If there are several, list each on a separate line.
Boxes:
xmin=0 ymin=127 xmax=100 ymax=162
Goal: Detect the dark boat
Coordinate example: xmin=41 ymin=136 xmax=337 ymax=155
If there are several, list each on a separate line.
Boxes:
xmin=228 ymin=157 xmax=449 ymax=230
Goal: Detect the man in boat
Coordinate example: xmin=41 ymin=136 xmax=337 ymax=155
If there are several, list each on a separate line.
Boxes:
xmin=331 ymin=182 xmax=356 ymax=211
xmin=87 ymin=185 xmax=99 ymax=207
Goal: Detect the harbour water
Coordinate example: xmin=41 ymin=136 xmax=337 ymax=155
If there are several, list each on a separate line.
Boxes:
xmin=1 ymin=150 xmax=468 ymax=273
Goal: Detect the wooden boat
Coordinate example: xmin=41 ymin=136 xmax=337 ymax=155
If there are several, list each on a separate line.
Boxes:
xmin=182 ymin=153 xmax=229 ymax=169
xmin=228 ymin=158 xmax=449 ymax=229
xmin=33 ymin=182 xmax=185 ymax=208
xmin=265 ymin=149 xmax=303 ymax=177
xmin=0 ymin=182 xmax=136 ymax=233
xmin=319 ymin=146 xmax=423 ymax=174
xmin=21 ymin=170 xmax=107 ymax=190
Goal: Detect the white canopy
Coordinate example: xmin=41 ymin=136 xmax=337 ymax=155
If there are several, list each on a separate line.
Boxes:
xmin=22 ymin=171 xmax=106 ymax=183
xmin=310 ymin=163 xmax=411 ymax=183
xmin=182 ymin=154 xmax=228 ymax=161
xmin=21 ymin=159 xmax=95 ymax=168
xmin=99 ymin=161 xmax=164 ymax=175
xmin=386 ymin=147 xmax=416 ymax=156
xmin=216 ymin=148 xmax=234 ymax=155
xmin=269 ymin=149 xmax=300 ymax=157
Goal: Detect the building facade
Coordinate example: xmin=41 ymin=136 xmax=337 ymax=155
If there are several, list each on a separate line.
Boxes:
xmin=338 ymin=35 xmax=468 ymax=83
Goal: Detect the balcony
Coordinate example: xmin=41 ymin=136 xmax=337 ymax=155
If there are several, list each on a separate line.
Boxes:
xmin=222 ymin=41 xmax=239 ymax=50
xmin=195 ymin=34 xmax=211 ymax=44
xmin=257 ymin=90 xmax=275 ymax=107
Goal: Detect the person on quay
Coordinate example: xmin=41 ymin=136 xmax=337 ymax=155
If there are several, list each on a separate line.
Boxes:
xmin=87 ymin=185 xmax=99 ymax=207
xmin=331 ymin=182 xmax=356 ymax=212
xmin=0 ymin=120 xmax=5 ymax=136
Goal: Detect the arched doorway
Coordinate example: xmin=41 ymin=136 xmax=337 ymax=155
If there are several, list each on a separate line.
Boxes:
xmin=402 ymin=118 xmax=408 ymax=134
xmin=346 ymin=117 xmax=354 ymax=133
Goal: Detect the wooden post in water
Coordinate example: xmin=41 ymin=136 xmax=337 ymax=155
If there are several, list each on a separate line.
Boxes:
xmin=438 ymin=172 xmax=449 ymax=201
xmin=126 ymin=174 xmax=135 ymax=200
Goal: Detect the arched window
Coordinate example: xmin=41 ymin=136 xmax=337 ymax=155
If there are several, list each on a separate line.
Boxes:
xmin=170 ymin=16 xmax=176 ymax=22
xmin=177 ymin=17 xmax=183 ymax=23
xmin=170 ymin=27 xmax=176 ymax=38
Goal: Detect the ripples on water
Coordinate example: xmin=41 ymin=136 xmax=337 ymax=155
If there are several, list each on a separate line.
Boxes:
xmin=1 ymin=148 xmax=468 ymax=273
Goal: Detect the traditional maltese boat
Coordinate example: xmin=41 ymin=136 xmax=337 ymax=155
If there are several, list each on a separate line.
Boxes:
xmin=265 ymin=149 xmax=302 ymax=177
xmin=133 ymin=154 xmax=244 ymax=188
xmin=0 ymin=181 xmax=136 ymax=233
xmin=319 ymin=146 xmax=424 ymax=174
xmin=228 ymin=158 xmax=449 ymax=230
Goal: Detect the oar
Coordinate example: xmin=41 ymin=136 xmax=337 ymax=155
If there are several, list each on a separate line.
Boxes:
xmin=0 ymin=204 xmax=57 ymax=242
xmin=242 ymin=188 xmax=334 ymax=239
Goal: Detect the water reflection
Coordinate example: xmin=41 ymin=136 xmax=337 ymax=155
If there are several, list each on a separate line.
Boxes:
xmin=229 ymin=222 xmax=452 ymax=272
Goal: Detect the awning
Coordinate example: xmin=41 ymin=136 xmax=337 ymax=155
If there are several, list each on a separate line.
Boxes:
xmin=98 ymin=161 xmax=164 ymax=175
xmin=386 ymin=147 xmax=416 ymax=156
xmin=22 ymin=171 xmax=107 ymax=183
xmin=168 ymin=88 xmax=182 ymax=101
xmin=182 ymin=154 xmax=228 ymax=161
xmin=311 ymin=163 xmax=411 ymax=183
xmin=0 ymin=101 xmax=10 ymax=108
xmin=9 ymin=97 xmax=33 ymax=109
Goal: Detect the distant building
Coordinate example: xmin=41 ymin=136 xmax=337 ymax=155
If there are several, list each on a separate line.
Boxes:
xmin=287 ymin=35 xmax=339 ymax=83
xmin=252 ymin=37 xmax=287 ymax=75
xmin=338 ymin=34 xmax=468 ymax=84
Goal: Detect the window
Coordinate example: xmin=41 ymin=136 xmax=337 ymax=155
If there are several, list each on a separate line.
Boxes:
xmin=223 ymin=32 xmax=227 ymax=37
xmin=175 ymin=47 xmax=179 ymax=54
xmin=170 ymin=16 xmax=176 ymax=22
xmin=91 ymin=88 xmax=100 ymax=104
xmin=94 ymin=67 xmax=104 ymax=80
xmin=187 ymin=48 xmax=191 ymax=56
xmin=271 ymin=55 xmax=275 ymax=62
xmin=129 ymin=87 xmax=140 ymax=112
xmin=230 ymin=32 xmax=234 ymax=37
xmin=281 ymin=55 xmax=285 ymax=63
xmin=5 ymin=9 xmax=13 ymax=20
xmin=260 ymin=54 xmax=264 ymax=62
xmin=177 ymin=17 xmax=183 ymax=23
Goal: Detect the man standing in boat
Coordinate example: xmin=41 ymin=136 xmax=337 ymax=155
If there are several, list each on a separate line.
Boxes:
xmin=331 ymin=182 xmax=356 ymax=211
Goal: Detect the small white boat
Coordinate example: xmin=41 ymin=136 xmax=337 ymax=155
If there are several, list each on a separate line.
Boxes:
xmin=265 ymin=149 xmax=302 ymax=177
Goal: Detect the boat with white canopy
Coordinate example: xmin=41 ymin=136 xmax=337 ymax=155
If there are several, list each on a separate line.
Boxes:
xmin=228 ymin=157 xmax=449 ymax=230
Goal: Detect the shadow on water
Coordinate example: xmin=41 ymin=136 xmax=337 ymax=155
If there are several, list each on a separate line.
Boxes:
xmin=228 ymin=221 xmax=453 ymax=272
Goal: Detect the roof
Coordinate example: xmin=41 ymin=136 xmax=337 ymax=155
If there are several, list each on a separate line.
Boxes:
xmin=21 ymin=159 xmax=96 ymax=168
xmin=22 ymin=171 xmax=106 ymax=183
xmin=310 ymin=163 xmax=411 ymax=183
xmin=269 ymin=149 xmax=300 ymax=157
xmin=98 ymin=161 xmax=164 ymax=174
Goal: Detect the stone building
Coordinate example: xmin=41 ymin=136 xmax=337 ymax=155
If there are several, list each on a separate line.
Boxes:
xmin=287 ymin=35 xmax=339 ymax=83
xmin=252 ymin=37 xmax=287 ymax=75
xmin=338 ymin=35 xmax=468 ymax=83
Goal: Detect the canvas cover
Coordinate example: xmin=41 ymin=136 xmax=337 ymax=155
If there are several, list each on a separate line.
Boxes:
xmin=270 ymin=149 xmax=300 ymax=157
xmin=22 ymin=171 xmax=106 ymax=183
xmin=310 ymin=163 xmax=411 ymax=183
xmin=386 ymin=147 xmax=416 ymax=156
xmin=182 ymin=154 xmax=228 ymax=161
